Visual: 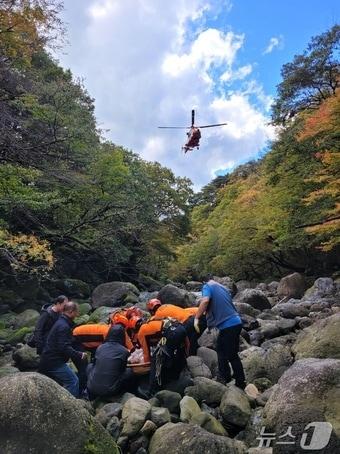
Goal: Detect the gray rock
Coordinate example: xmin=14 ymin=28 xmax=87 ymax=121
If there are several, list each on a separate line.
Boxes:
xmin=236 ymin=289 xmax=271 ymax=311
xmin=197 ymin=346 xmax=218 ymax=376
xmin=277 ymin=273 xmax=307 ymax=299
xmin=106 ymin=416 xmax=121 ymax=441
xmin=234 ymin=302 xmax=261 ymax=318
xmin=198 ymin=327 xmax=218 ymax=349
xmin=272 ymin=301 xmax=310 ymax=318
xmin=263 ymin=358 xmax=340 ymax=453
xmin=154 ymin=390 xmax=182 ymax=413
xmin=186 ymin=355 xmax=212 ymax=378
xmin=191 ymin=411 xmax=227 ymax=436
xmin=240 ymin=344 xmax=293 ymax=383
xmin=50 ymin=278 xmax=91 ymax=299
xmin=220 ymin=384 xmax=251 ymax=428
xmin=163 ymin=368 xmax=194 ymax=394
xmin=140 ymin=420 xmax=157 ymax=436
xmin=149 ymin=422 xmax=247 ymax=454
xmin=78 ymin=303 xmax=92 ymax=316
xmin=179 ymin=395 xmax=201 ymax=422
xmin=129 ymin=435 xmax=149 ymax=453
xmin=158 ymin=284 xmax=194 ymax=308
xmin=92 ymin=281 xmax=140 ymax=308
xmin=14 ymin=309 xmax=40 ymax=329
xmin=235 ymin=407 xmax=264 ymax=447
xmin=303 ymin=277 xmax=337 ymax=301
xmin=150 ymin=406 xmax=171 ymax=427
xmin=0 ymin=372 xmax=118 ymax=453
xmin=240 ymin=314 xmax=260 ymax=331
xmin=95 ymin=402 xmax=122 ymax=426
xmin=12 ymin=345 xmax=40 ymax=370
xmin=292 ymin=312 xmax=340 ymax=359
xmin=185 ymin=377 xmax=227 ymax=406
xmin=121 ymin=397 xmax=151 ymax=437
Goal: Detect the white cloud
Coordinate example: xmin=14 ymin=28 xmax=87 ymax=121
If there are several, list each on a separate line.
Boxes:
xmin=263 ymin=35 xmax=284 ymax=54
xmin=162 ymin=29 xmax=244 ymax=77
xmin=57 ymin=0 xmax=274 ymax=189
xmin=220 ymin=64 xmax=252 ymax=82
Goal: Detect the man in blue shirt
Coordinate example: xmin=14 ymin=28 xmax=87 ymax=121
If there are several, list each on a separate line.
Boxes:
xmin=194 ymin=274 xmax=246 ymax=390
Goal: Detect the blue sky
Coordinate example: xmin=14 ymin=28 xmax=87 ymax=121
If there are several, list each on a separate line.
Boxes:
xmin=57 ymin=0 xmax=339 ymax=189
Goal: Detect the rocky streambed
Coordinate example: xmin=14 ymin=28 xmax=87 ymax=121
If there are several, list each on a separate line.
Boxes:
xmin=0 ymin=273 xmax=339 ymax=453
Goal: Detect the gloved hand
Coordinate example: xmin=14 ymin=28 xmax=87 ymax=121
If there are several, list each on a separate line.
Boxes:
xmin=194 ymin=318 xmax=200 ymax=334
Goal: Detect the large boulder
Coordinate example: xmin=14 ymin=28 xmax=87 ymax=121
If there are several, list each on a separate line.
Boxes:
xmin=185 ymin=281 xmax=203 ymax=291
xmin=277 ymin=273 xmax=307 ymax=299
xmin=158 ymin=284 xmax=194 ymax=308
xmin=12 ymin=345 xmax=40 ymax=370
xmin=263 ymin=358 xmax=340 ymax=453
xmin=303 ymin=277 xmax=337 ymax=301
xmin=272 ymin=300 xmax=310 ymax=318
xmin=121 ymin=397 xmax=151 ymax=437
xmin=220 ymin=385 xmax=251 ymax=428
xmin=0 ymin=372 xmax=119 ymax=453
xmin=235 ymin=289 xmax=271 ymax=311
xmin=13 ymin=309 xmax=40 ymax=329
xmin=292 ymin=312 xmax=340 ymax=359
xmin=185 ymin=377 xmax=227 ymax=406
xmin=92 ymin=282 xmax=140 ymax=309
xmin=186 ymin=356 xmax=212 ymax=378
xmin=240 ymin=344 xmax=293 ymax=384
xmin=149 ymin=422 xmax=246 ymax=454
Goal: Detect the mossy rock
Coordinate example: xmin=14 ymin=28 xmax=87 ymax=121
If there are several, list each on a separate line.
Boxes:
xmin=0 ymin=365 xmax=19 ymax=379
xmin=77 ymin=302 xmax=92 ymax=315
xmin=0 ymin=290 xmax=23 ymax=309
xmin=0 ymin=372 xmax=119 ymax=454
xmin=0 ymin=312 xmax=20 ymax=328
xmin=14 ymin=309 xmax=40 ymax=329
xmin=88 ymin=307 xmax=113 ymax=323
xmin=7 ymin=327 xmax=33 ymax=345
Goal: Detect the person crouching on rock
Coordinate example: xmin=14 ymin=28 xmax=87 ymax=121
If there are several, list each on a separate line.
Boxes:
xmin=38 ymin=301 xmax=87 ymax=398
xmin=86 ymin=324 xmax=136 ymax=399
xmin=194 ymin=273 xmax=246 ymax=390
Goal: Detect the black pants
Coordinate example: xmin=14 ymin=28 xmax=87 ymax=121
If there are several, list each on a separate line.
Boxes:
xmin=149 ymin=346 xmax=186 ymax=394
xmin=216 ymin=324 xmax=246 ymax=388
xmin=184 ymin=315 xmax=207 ymax=355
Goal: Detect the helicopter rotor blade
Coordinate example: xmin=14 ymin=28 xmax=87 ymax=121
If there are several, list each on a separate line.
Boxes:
xmin=158 ymin=126 xmax=190 ymax=129
xmin=192 ymin=109 xmax=195 ymax=126
xmin=197 ymin=123 xmax=228 ymax=128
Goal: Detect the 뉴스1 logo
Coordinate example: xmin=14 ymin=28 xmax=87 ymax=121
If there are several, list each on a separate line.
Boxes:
xmin=257 ymin=422 xmax=333 ymax=450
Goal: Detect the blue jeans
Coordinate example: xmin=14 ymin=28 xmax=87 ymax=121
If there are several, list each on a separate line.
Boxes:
xmin=45 ymin=363 xmax=79 ymax=397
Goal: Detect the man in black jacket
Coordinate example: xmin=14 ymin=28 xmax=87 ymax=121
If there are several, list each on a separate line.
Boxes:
xmin=87 ymin=324 xmax=136 ymax=398
xmin=39 ymin=301 xmax=86 ymax=397
xmin=30 ymin=295 xmax=68 ymax=354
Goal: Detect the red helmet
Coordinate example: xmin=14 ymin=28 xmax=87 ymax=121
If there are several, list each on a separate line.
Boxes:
xmin=125 ymin=306 xmax=144 ymax=319
xmin=147 ymin=298 xmax=162 ymax=313
xmin=128 ymin=315 xmax=143 ymax=330
xmin=109 ymin=312 xmax=129 ymax=327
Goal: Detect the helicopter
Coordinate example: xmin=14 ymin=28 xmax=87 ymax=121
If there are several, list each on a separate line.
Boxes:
xmin=158 ymin=109 xmax=227 ymax=153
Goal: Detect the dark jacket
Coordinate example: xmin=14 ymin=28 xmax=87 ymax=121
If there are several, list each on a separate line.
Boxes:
xmin=39 ymin=314 xmax=83 ymax=371
xmin=87 ymin=325 xmax=130 ymax=396
xmin=33 ymin=304 xmax=60 ymax=354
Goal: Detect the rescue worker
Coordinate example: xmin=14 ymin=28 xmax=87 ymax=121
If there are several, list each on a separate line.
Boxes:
xmin=38 ymin=301 xmax=87 ymax=397
xmin=72 ymin=314 xmax=134 ymax=353
xmin=147 ymin=299 xmax=207 ymax=355
xmin=87 ymin=324 xmax=136 ymax=398
xmin=194 ymin=274 xmax=246 ymax=390
xmin=132 ymin=316 xmax=187 ymax=396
